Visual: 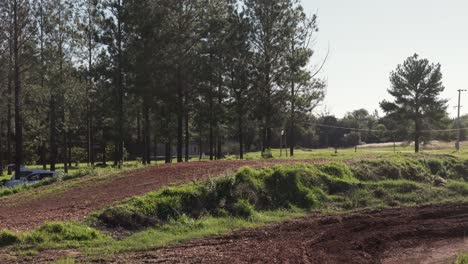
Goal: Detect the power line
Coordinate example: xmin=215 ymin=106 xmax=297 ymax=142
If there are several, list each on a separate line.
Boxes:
xmin=314 ymin=124 xmax=468 ymax=133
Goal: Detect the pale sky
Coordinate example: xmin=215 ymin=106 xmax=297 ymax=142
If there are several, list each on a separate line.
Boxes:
xmin=303 ymin=0 xmax=468 ymax=118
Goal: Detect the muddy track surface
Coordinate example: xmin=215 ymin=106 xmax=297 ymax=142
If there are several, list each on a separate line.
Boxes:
xmin=0 ymin=159 xmax=330 ymax=231
xmin=112 ymin=203 xmax=468 ymax=264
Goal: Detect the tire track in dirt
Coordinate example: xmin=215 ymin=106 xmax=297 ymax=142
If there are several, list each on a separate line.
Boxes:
xmin=0 ymin=159 xmax=330 ymax=232
xmin=111 ymin=203 xmax=468 ymax=264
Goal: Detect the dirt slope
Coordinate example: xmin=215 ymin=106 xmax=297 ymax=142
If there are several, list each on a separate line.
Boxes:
xmin=0 ymin=159 xmax=329 ymax=231
xmin=112 ymin=203 xmax=468 ymax=264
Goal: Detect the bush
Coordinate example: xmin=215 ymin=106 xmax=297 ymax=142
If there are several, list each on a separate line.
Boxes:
xmin=319 ymin=163 xmax=354 ymax=181
xmin=261 ymin=149 xmax=273 ymax=159
xmin=265 ymin=168 xmax=318 ymax=209
xmin=25 ymin=222 xmax=105 ymax=245
xmin=447 ymin=181 xmax=468 ymax=196
xmin=98 ymin=206 xmax=159 ymax=230
xmin=231 ymin=199 xmax=256 ymax=218
xmin=456 ymin=254 xmax=468 ymax=264
xmin=351 ymin=159 xmax=433 ymax=183
xmin=0 ymin=230 xmax=19 ymax=247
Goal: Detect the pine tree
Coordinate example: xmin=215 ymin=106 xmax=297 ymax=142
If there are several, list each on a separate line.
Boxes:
xmin=380 ymin=54 xmax=448 ymax=153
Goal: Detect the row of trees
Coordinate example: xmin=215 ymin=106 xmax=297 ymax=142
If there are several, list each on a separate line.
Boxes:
xmin=0 ymin=0 xmax=326 ymax=173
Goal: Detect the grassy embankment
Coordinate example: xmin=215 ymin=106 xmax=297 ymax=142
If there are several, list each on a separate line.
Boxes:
xmin=1 ymin=154 xmax=468 ymax=261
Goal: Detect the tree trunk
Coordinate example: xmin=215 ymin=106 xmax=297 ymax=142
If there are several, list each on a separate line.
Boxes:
xmin=58 ymin=13 xmax=68 ymax=174
xmin=63 ymin=123 xmax=68 ymax=173
xmin=41 ymin=144 xmax=46 ymax=170
xmin=238 ymin=111 xmax=244 ymax=160
xmin=184 ymin=107 xmax=189 ymax=162
xmin=7 ymin=25 xmax=13 ymax=165
xmin=143 ymin=102 xmax=151 ymax=165
xmin=264 ymin=57 xmax=272 ymax=150
xmin=68 ymin=138 xmax=72 ymax=168
xmin=165 ymin=141 xmax=171 ymax=164
xmin=176 ymin=74 xmax=183 ymax=163
xmin=0 ymin=121 xmax=3 ymax=168
xmin=290 ymin=80 xmax=295 ymax=157
xmin=137 ymin=107 xmax=142 ymax=161
xmin=50 ymin=96 xmax=57 ymax=171
xmin=13 ymin=0 xmax=23 ymax=177
xmin=415 ymin=120 xmax=420 ymax=153
xmin=198 ymin=128 xmax=203 ymax=161
xmin=153 ymin=133 xmax=158 ymax=164
xmin=116 ymin=0 xmax=124 ymax=168
xmin=209 ymin=78 xmax=214 ymax=160
xmin=39 ymin=2 xmax=46 ymax=171
xmin=216 ymin=81 xmax=222 ymax=160
xmin=102 ymin=139 xmax=107 ymax=166
xmin=87 ymin=0 xmax=95 ymax=167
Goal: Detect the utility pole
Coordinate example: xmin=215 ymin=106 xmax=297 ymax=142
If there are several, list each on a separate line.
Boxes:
xmin=456 ymin=89 xmax=467 ymax=151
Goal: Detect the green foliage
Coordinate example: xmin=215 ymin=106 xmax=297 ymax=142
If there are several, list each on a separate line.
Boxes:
xmin=455 ymin=254 xmax=468 ymax=264
xmin=261 ymin=149 xmax=273 ymax=159
xmin=231 ymin=199 xmax=256 ymax=218
xmin=380 ymin=54 xmax=448 ymax=152
xmin=24 ymin=222 xmax=105 ymax=245
xmin=351 ymin=159 xmax=434 ymax=182
xmin=0 ymin=230 xmax=20 ymax=247
xmin=319 ymin=163 xmax=354 ymax=181
xmin=264 ymin=167 xmax=319 ymax=209
xmin=447 ymin=181 xmax=468 ymax=196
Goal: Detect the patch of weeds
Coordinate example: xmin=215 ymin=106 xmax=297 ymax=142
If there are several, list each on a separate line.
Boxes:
xmin=456 ymin=254 xmax=468 ymax=264
xmin=22 ymin=222 xmax=108 ymax=249
xmin=447 ymin=181 xmax=468 ymax=196
xmin=0 ymin=230 xmax=20 ymax=247
xmin=231 ymin=199 xmax=256 ymax=218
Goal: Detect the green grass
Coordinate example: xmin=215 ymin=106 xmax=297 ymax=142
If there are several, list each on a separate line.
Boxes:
xmin=235 ymin=143 xmax=468 ymax=160
xmin=455 ymin=254 xmax=468 ymax=264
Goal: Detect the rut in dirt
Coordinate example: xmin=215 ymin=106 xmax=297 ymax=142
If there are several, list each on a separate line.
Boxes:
xmin=112 ymin=203 xmax=468 ymax=264
xmin=0 ymin=159 xmax=329 ymax=232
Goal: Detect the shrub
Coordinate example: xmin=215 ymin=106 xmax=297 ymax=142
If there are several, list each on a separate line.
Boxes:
xmin=0 ymin=230 xmax=19 ymax=247
xmin=25 ymin=222 xmax=105 ymax=245
xmin=231 ymin=199 xmax=256 ymax=218
xmin=98 ymin=206 xmax=158 ymax=230
xmin=351 ymin=159 xmax=433 ymax=183
xmin=265 ymin=168 xmax=317 ymax=209
xmin=319 ymin=163 xmax=354 ymax=181
xmin=261 ymin=149 xmax=273 ymax=159
xmin=455 ymin=254 xmax=468 ymax=264
xmin=447 ymin=181 xmax=468 ymax=196
xmin=425 ymin=159 xmax=445 ymax=175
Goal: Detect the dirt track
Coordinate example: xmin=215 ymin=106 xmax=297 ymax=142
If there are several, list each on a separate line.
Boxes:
xmin=0 ymin=159 xmax=330 ymax=232
xmin=109 ymin=203 xmax=468 ymax=264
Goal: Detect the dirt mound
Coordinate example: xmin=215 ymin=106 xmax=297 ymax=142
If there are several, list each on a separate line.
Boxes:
xmin=112 ymin=203 xmax=468 ymax=264
xmin=0 ymin=159 xmax=328 ymax=232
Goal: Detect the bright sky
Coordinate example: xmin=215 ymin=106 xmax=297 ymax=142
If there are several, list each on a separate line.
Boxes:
xmin=303 ymin=0 xmax=468 ymax=118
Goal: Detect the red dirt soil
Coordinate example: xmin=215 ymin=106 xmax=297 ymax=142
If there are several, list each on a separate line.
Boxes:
xmin=0 ymin=159 xmax=330 ymax=232
xmin=111 ymin=203 xmax=468 ymax=264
